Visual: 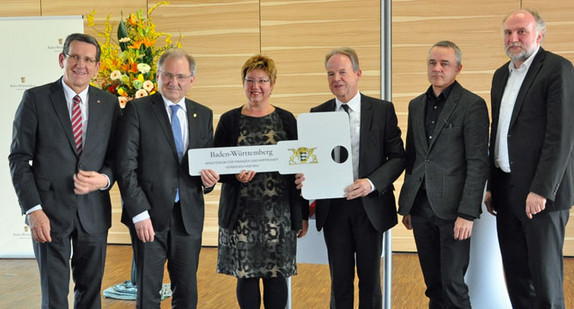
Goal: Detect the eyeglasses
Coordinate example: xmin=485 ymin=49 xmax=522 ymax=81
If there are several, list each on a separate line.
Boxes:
xmin=64 ymin=53 xmax=97 ymax=64
xmin=244 ymin=78 xmax=271 ymax=85
xmin=159 ymin=71 xmax=193 ymax=81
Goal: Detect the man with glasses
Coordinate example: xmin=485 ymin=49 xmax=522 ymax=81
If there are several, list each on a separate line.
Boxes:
xmin=9 ymin=33 xmax=120 ymax=308
xmin=116 ymin=48 xmax=219 ymax=308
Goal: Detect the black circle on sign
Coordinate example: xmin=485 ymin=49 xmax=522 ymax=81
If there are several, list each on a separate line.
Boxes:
xmin=331 ymin=146 xmax=349 ymax=164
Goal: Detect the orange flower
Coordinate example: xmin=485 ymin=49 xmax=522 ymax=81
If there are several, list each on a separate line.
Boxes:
xmin=130 ymin=38 xmax=156 ymax=50
xmin=129 ymin=40 xmax=143 ymax=49
xmin=119 ymin=63 xmax=138 ymax=73
xmin=129 ymin=63 xmax=139 ymax=73
xmin=127 ymin=14 xmax=137 ymax=26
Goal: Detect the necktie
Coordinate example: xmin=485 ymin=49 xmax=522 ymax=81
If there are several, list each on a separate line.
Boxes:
xmin=72 ymin=95 xmax=83 ymax=155
xmin=335 ymin=104 xmax=351 ymax=163
xmin=341 ymin=103 xmax=359 ymax=180
xmin=170 ymin=105 xmax=183 ymax=203
xmin=170 ymin=105 xmax=184 ymax=162
xmin=341 ymin=103 xmax=350 ymax=116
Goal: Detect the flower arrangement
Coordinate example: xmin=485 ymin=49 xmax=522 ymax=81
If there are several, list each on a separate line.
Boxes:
xmin=87 ymin=1 xmax=182 ymax=107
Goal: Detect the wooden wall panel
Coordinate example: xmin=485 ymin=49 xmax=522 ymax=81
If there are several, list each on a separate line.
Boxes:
xmin=149 ymin=0 xmax=261 ymax=116
xmin=41 ymin=0 xmax=146 ymax=37
xmin=0 ymin=0 xmax=40 ymax=16
xmin=260 ymin=0 xmax=381 ymax=115
xmin=522 ymin=1 xmax=574 ymax=69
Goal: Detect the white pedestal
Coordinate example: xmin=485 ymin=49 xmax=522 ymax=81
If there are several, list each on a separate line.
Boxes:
xmin=465 ymin=203 xmax=512 ymax=308
xmin=296 ymin=219 xmax=329 ymax=264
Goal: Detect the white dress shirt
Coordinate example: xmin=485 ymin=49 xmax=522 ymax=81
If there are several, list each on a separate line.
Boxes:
xmin=336 ymin=91 xmax=375 ymax=192
xmin=495 ymin=48 xmax=539 ymax=173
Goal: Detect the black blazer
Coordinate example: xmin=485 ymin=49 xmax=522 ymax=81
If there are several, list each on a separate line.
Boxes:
xmin=116 ymin=93 xmax=214 ymax=234
xmin=9 ymin=79 xmax=120 ymax=233
xmin=311 ymin=94 xmax=406 ymax=233
xmin=398 ymin=82 xmax=490 ymax=219
xmin=214 ymin=106 xmax=309 ymax=231
xmin=489 ymin=48 xmax=574 ymax=211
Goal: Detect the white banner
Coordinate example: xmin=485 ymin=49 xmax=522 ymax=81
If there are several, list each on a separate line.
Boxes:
xmin=0 ymin=16 xmax=84 ymax=258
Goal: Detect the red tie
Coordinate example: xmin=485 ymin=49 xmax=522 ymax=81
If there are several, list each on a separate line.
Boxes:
xmin=72 ymin=95 xmax=83 ymax=155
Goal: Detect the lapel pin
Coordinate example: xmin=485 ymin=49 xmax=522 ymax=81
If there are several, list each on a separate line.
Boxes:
xmin=193 ymin=113 xmax=197 ymax=118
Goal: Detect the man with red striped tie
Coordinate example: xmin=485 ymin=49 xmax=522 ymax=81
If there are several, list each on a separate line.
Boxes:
xmin=9 ymin=33 xmax=120 ymax=308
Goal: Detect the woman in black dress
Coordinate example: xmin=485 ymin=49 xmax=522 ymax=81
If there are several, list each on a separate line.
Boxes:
xmin=214 ymin=54 xmax=309 ymax=309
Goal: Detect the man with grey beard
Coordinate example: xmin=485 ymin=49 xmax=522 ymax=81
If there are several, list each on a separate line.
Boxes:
xmin=484 ymin=9 xmax=574 ymax=308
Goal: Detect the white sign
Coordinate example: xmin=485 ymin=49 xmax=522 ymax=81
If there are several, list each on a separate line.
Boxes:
xmin=192 ymin=145 xmax=280 ymax=174
xmin=189 ymin=112 xmax=353 ymax=199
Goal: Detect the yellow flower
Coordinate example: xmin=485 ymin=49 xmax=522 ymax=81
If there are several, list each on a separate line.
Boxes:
xmin=86 ymin=10 xmax=95 ymax=27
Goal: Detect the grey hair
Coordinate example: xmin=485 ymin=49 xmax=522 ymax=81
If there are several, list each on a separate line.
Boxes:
xmin=429 ymin=40 xmax=462 ymax=66
xmin=158 ymin=48 xmax=197 ymax=76
xmin=325 ymin=47 xmax=360 ymax=72
xmin=503 ymin=9 xmax=546 ymax=43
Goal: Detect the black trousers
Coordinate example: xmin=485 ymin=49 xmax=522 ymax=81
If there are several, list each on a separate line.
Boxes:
xmin=493 ymin=170 xmax=569 ymax=309
xmin=130 ymin=203 xmax=202 ymax=309
xmin=323 ymin=198 xmax=383 ymax=309
xmin=33 ymin=211 xmax=107 ymax=309
xmin=410 ymin=189 xmax=471 ymax=309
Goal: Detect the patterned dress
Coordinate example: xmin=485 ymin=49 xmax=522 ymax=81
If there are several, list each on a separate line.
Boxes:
xmin=217 ymin=111 xmax=297 ymax=278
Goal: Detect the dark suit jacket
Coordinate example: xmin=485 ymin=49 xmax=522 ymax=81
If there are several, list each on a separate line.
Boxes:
xmin=489 ymin=48 xmax=574 ymax=211
xmin=116 ymin=93 xmax=214 ymax=234
xmin=311 ymin=94 xmax=405 ymax=233
xmin=214 ymin=106 xmax=309 ymax=231
xmin=9 ymin=78 xmax=120 ymax=234
xmin=398 ymin=82 xmax=489 ymax=219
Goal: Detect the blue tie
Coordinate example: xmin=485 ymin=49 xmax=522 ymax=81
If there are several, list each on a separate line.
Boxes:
xmin=170 ymin=105 xmax=184 ymax=162
xmin=170 ymin=104 xmax=183 ymax=202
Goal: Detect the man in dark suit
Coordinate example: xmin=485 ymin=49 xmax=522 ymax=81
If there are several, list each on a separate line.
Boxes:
xmin=9 ymin=33 xmax=120 ymax=308
xmin=301 ymin=47 xmax=405 ymax=308
xmin=398 ymin=41 xmax=489 ymax=308
xmin=116 ymin=48 xmax=219 ymax=308
xmin=484 ymin=9 xmax=574 ymax=308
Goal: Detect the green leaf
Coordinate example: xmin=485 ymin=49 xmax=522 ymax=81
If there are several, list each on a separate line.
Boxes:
xmin=118 ymin=20 xmax=128 ymax=51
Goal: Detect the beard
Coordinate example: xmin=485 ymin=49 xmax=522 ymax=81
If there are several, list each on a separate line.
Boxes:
xmin=505 ymin=43 xmax=536 ymax=63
